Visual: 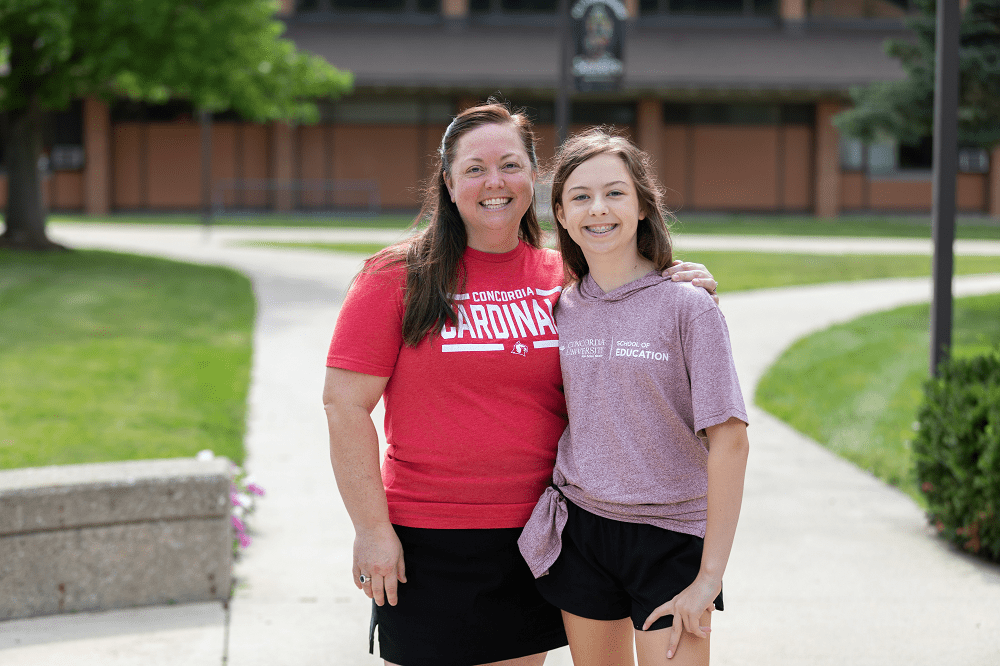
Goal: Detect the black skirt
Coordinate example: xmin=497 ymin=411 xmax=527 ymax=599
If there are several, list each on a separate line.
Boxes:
xmin=371 ymin=524 xmax=568 ymax=666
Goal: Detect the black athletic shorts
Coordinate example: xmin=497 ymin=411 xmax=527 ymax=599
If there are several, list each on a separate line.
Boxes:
xmin=535 ymin=499 xmax=724 ymax=631
xmin=370 ymin=524 xmax=567 ymax=666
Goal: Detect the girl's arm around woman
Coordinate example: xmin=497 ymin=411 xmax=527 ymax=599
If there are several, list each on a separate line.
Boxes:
xmin=323 ymin=366 xmax=407 ymax=607
xmin=643 ymin=416 xmax=750 ymax=659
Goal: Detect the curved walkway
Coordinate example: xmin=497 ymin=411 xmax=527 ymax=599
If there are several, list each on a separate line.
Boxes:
xmin=2 ymin=223 xmax=999 ymax=666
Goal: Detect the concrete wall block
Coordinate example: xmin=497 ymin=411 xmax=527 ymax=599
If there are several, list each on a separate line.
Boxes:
xmin=0 ymin=519 xmax=231 ymax=621
xmin=0 ymin=478 xmax=230 ymax=535
xmin=0 ymin=459 xmax=231 ymax=535
xmin=0 ymin=459 xmax=233 ymax=621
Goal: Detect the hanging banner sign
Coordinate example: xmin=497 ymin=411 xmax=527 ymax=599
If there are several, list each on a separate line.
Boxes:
xmin=571 ymin=0 xmax=627 ymax=93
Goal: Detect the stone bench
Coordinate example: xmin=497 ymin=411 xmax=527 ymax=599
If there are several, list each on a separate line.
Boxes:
xmin=0 ymin=458 xmax=232 ymax=621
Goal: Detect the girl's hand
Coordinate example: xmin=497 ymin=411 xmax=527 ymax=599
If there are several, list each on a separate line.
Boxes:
xmin=664 ymin=260 xmax=719 ymax=304
xmin=353 ymin=523 xmax=407 ymax=607
xmin=642 ymin=574 xmax=720 ymax=659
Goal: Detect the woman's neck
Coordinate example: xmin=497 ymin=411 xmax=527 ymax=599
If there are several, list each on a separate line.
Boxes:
xmin=466 ymin=229 xmax=521 ymax=254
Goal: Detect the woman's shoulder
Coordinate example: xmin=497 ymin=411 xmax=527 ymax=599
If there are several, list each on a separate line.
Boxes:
xmin=352 ymin=247 xmax=408 ymax=291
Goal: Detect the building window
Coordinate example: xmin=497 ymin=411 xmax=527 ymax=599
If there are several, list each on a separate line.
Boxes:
xmin=867 ymin=141 xmax=896 ymax=175
xmin=839 ymin=136 xmax=865 ymax=171
xmin=640 ymin=0 xmax=777 ymax=17
xmin=46 ymin=100 xmax=86 ymax=171
xmin=839 ymin=138 xmax=913 ymax=176
xmin=111 ymin=100 xmax=196 ymax=122
xmin=839 ymin=135 xmax=989 ymax=176
xmin=332 ymin=0 xmax=407 ymax=8
xmin=321 ymin=98 xmax=455 ymax=124
xmin=573 ymin=102 xmax=636 ymax=126
xmin=471 ymin=0 xmax=558 ymax=13
xmin=807 ymin=0 xmax=914 ymax=19
xmin=959 ymin=148 xmax=990 ymax=174
xmin=296 ymin=0 xmax=440 ymax=12
xmin=663 ymin=103 xmax=812 ymax=125
xmin=489 ymin=100 xmax=634 ymax=127
xmin=898 ymin=135 xmax=932 ymax=171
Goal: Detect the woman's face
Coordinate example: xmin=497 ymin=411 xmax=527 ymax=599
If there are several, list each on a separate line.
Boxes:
xmin=445 ymin=122 xmax=535 ymax=253
xmin=556 ymin=152 xmax=644 ymax=264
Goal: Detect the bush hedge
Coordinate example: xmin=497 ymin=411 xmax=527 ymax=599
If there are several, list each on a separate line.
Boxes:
xmin=913 ymin=351 xmax=1000 ymax=562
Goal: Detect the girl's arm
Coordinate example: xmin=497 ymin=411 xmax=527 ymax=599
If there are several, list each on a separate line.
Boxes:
xmin=323 ymin=366 xmax=406 ymax=607
xmin=643 ymin=416 xmax=749 ymax=659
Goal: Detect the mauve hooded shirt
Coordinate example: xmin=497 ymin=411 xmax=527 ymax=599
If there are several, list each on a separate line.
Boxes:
xmin=519 ymin=271 xmax=748 ymax=578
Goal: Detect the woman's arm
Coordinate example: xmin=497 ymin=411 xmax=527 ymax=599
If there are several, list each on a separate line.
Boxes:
xmin=323 ymin=366 xmax=406 ymax=606
xmin=643 ymin=416 xmax=749 ymax=658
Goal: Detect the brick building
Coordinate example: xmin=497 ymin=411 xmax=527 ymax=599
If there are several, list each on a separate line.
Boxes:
xmin=14 ymin=0 xmax=1000 ymax=218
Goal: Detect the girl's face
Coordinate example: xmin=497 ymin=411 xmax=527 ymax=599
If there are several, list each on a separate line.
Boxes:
xmin=556 ymin=152 xmax=645 ymax=264
xmin=444 ymin=122 xmax=535 ymax=253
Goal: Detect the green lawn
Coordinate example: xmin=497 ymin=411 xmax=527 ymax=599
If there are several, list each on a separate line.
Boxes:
xmin=670 ymin=214 xmax=1000 ymax=240
xmin=0 ymin=250 xmax=254 ymax=469
xmin=233 ymin=240 xmax=392 ymax=256
xmin=2 ymin=237 xmax=997 ymax=476
xmin=756 ymin=293 xmax=1000 ymax=504
xmin=50 ymin=212 xmax=418 ymax=229
xmin=49 ymin=212 xmax=1000 ymax=240
xmin=674 ymin=252 xmax=1000 ymax=292
xmin=260 ymin=241 xmax=1000 ymax=292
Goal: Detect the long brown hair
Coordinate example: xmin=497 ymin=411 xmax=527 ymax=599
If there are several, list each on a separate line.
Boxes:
xmin=551 ymin=129 xmax=674 ymax=284
xmin=369 ymin=102 xmax=542 ymax=346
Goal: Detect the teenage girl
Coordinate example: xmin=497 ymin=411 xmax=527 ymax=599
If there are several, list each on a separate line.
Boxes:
xmin=519 ymin=129 xmax=749 ymax=666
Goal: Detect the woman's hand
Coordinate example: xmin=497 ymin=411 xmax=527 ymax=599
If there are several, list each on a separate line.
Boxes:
xmin=353 ymin=522 xmax=407 ymax=606
xmin=664 ymin=260 xmax=719 ymax=304
xmin=642 ymin=574 xmax=719 ymax=659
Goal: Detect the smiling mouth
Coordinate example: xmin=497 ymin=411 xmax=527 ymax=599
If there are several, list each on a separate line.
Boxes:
xmin=585 ymin=224 xmax=617 ymax=235
xmin=480 ymin=198 xmax=512 ymax=210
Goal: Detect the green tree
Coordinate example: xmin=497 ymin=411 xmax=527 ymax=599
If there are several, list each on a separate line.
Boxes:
xmin=834 ymin=0 xmax=1000 ymax=149
xmin=0 ymin=0 xmax=352 ymax=250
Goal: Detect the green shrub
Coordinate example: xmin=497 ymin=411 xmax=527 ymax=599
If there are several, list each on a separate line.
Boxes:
xmin=913 ymin=351 xmax=1000 ymax=562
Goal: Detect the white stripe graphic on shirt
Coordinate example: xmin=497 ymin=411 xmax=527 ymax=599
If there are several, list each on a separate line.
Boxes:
xmin=533 ymin=340 xmax=560 ymax=348
xmin=442 ymin=343 xmax=506 ymax=352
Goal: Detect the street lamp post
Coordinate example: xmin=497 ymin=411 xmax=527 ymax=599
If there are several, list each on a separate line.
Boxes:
xmin=556 ymin=0 xmax=571 ymax=146
xmin=930 ymin=0 xmax=960 ymax=377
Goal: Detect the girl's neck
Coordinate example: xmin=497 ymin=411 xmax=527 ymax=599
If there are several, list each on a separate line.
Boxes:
xmin=588 ymin=251 xmax=656 ymax=293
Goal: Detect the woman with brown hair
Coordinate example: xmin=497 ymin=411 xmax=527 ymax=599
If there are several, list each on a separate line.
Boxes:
xmin=323 ymin=104 xmax=718 ymax=666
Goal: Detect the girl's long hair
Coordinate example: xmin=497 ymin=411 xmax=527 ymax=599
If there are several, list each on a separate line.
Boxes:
xmin=550 ymin=128 xmax=674 ymax=284
xmin=368 ymin=102 xmax=542 ymax=346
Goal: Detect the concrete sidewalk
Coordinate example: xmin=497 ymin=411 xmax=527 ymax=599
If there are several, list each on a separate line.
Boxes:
xmin=2 ymin=223 xmax=999 ymax=665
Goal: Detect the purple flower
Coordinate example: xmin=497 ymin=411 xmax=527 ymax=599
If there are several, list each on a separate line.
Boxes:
xmin=247 ymin=483 xmax=265 ymax=496
xmin=238 ymin=533 xmax=253 ymax=549
xmin=231 ymin=515 xmax=245 ymax=533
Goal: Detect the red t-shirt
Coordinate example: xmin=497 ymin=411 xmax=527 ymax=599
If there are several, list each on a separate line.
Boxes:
xmin=327 ymin=241 xmax=568 ymax=529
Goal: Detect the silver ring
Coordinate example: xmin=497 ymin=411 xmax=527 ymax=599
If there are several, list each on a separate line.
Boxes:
xmin=359 ymin=574 xmax=370 ymax=584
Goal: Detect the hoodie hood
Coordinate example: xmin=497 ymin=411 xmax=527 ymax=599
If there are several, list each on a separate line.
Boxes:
xmin=576 ymin=270 xmax=670 ymax=303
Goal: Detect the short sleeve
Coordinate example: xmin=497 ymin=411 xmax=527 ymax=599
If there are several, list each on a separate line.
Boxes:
xmin=326 ymin=263 xmax=406 ymax=377
xmin=682 ymin=302 xmax=749 ymax=434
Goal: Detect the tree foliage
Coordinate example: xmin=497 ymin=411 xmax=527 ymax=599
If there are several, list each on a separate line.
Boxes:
xmin=0 ymin=0 xmax=352 ymax=249
xmin=834 ymin=0 xmax=1000 ymax=149
xmin=0 ymin=0 xmax=351 ymax=120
